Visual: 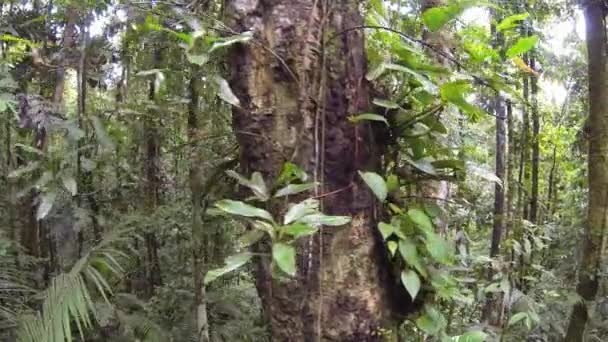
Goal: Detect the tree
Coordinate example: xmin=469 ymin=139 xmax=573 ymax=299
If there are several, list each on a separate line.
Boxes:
xmin=565 ymin=2 xmax=608 ymax=340
xmin=225 ymin=0 xmax=410 ymax=339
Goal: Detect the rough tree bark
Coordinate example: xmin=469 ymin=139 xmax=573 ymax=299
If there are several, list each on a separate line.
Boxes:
xmin=565 ymin=2 xmax=608 ymax=341
xmin=225 ymin=0 xmax=411 ymax=340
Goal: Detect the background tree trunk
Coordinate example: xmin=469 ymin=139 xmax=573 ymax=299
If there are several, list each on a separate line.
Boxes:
xmin=565 ymin=3 xmax=608 ymax=341
xmin=225 ymin=1 xmax=410 ymax=340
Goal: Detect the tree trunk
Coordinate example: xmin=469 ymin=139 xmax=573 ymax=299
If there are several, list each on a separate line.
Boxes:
xmin=188 ymin=71 xmax=210 ymax=342
xmin=225 ymin=1 xmax=410 ymax=340
xmin=143 ymin=48 xmax=163 ymax=295
xmin=565 ymin=3 xmax=608 ymax=341
xmin=529 ymin=54 xmax=540 ymax=224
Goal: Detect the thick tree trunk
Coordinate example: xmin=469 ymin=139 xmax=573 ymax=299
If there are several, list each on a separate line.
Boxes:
xmin=226 ymin=1 xmax=408 ymax=340
xmin=565 ymin=3 xmax=608 ymax=341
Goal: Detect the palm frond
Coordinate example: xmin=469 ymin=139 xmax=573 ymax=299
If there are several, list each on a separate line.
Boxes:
xmin=16 ymin=230 xmax=130 ymax=342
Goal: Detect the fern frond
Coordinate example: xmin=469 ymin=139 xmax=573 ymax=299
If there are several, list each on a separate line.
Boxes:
xmin=15 ymin=230 xmax=130 ymax=342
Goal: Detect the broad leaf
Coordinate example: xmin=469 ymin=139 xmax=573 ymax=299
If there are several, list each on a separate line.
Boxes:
xmin=450 ymin=331 xmax=488 ymax=342
xmin=440 ymin=81 xmax=485 ymax=121
xmin=238 ymin=230 xmax=266 ymax=248
xmin=91 ymin=116 xmax=115 ymax=152
xmin=214 ymin=76 xmax=240 ymax=107
xmin=8 ymin=161 xmax=40 ymax=178
xmin=274 ymin=183 xmax=316 ymax=198
xmin=298 ymin=214 xmax=351 ymax=226
xmin=506 ymin=35 xmax=539 ymax=58
xmin=399 ymin=239 xmax=427 ymax=278
xmin=348 ymin=113 xmax=389 ymax=126
xmin=187 ymin=53 xmax=209 ymax=66
xmin=372 ymin=98 xmax=400 ymax=109
xmin=508 ymin=312 xmax=529 ymax=326
xmin=272 ymin=243 xmax=296 ymax=276
xmin=226 ymin=170 xmax=269 ymax=201
xmin=284 ymin=199 xmax=319 ymax=224
xmin=209 ymin=31 xmax=253 ymax=53
xmin=378 ymin=222 xmax=395 ymax=240
xmin=415 ymin=305 xmax=446 ymax=335
xmin=61 ymin=174 xmax=77 ymax=196
xmin=466 ymin=162 xmax=502 ymax=187
xmin=204 ymin=253 xmax=253 ymax=284
xmin=37 ymin=191 xmax=57 ymax=220
xmin=425 ymin=231 xmax=452 ymax=265
xmin=497 ymin=13 xmax=529 ymax=31
xmin=401 ymin=270 xmax=421 ymax=300
xmin=281 ymin=223 xmax=318 ymax=239
xmin=215 ymin=199 xmax=274 ymax=222
xmin=358 ymin=171 xmax=388 ymax=201
xmin=422 ymin=6 xmax=458 ymax=32
xmin=388 ymin=241 xmax=398 ymax=256
xmin=407 ymin=209 xmax=433 ymax=232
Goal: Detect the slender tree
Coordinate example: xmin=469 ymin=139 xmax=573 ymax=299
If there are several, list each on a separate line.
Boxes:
xmin=565 ymin=2 xmax=608 ymax=340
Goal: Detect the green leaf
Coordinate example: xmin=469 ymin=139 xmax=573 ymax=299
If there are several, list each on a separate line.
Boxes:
xmin=358 ymin=171 xmax=388 ymax=202
xmin=215 ymin=199 xmax=274 ymax=222
xmin=61 ymin=174 xmax=77 ymax=196
xmin=272 ymin=243 xmax=296 ymax=276
xmin=466 ymin=162 xmax=502 ymax=187
xmin=209 ymin=31 xmax=253 ymax=53
xmin=506 ymin=35 xmax=539 ymax=58
xmin=432 ymin=159 xmax=465 ymax=170
xmin=226 ymin=170 xmax=269 ymax=201
xmin=388 ymin=241 xmax=398 ymax=256
xmin=407 ymin=208 xmax=433 ymax=232
xmin=404 ymin=156 xmax=437 ymax=175
xmin=284 ymin=199 xmax=319 ymax=224
xmin=238 ymin=230 xmax=266 ymax=248
xmin=214 ymin=76 xmax=240 ymax=107
xmin=386 ymin=174 xmax=399 ymax=192
xmin=15 ymin=143 xmax=45 ymax=156
xmin=497 ymin=13 xmax=529 ymax=32
xmin=422 ymin=7 xmax=457 ymax=32
xmin=281 ymin=223 xmax=318 ymax=239
xmin=37 ymin=191 xmax=57 ymax=220
xmin=401 ymin=270 xmax=421 ymax=300
xmin=204 ymin=253 xmax=253 ymax=284
xmin=372 ymin=98 xmax=400 ymax=109
xmin=277 ymin=162 xmax=308 ymax=184
xmin=399 ymin=239 xmax=427 ymax=277
xmin=450 ymin=330 xmax=488 ymax=342
xmin=348 ymin=113 xmax=389 ymax=126
xmin=274 ymin=183 xmax=316 ymax=198
xmin=378 ymin=222 xmax=395 ymax=240
xmin=425 ymin=231 xmax=452 ymax=265
xmin=298 ymin=214 xmax=351 ymax=226
xmin=508 ymin=312 xmax=528 ymax=326
xmin=8 ymin=161 xmax=40 ymax=178
xmin=415 ymin=305 xmax=446 ymax=335
xmin=91 ymin=116 xmax=115 ymax=152
xmin=384 ymin=63 xmax=438 ymax=94
xmin=440 ymin=81 xmax=485 ymax=121
xmin=186 ymin=53 xmax=209 ymax=66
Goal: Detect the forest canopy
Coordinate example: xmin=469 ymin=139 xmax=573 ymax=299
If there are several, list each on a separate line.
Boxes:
xmin=0 ymin=0 xmax=605 ymax=341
